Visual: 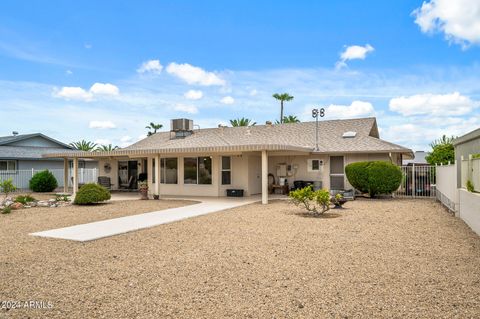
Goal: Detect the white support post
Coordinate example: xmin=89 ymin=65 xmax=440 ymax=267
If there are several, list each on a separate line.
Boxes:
xmin=412 ymin=163 xmax=416 ymax=198
xmin=261 ymin=150 xmax=268 ymax=205
xmin=63 ymin=158 xmax=69 ymax=193
xmin=73 ymin=158 xmax=79 ymax=198
xmin=154 ymin=154 xmax=160 ymax=199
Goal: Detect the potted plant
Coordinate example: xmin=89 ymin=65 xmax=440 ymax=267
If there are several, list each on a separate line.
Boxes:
xmin=138 ymin=181 xmax=149 ymax=200
xmin=331 ymin=193 xmax=347 ymax=208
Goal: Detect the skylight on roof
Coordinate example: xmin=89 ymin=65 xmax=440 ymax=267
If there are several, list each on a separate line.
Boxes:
xmin=342 ymin=131 xmax=357 ymax=138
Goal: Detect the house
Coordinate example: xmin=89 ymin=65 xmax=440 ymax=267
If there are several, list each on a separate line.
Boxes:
xmin=43 ymin=117 xmax=413 ymax=204
xmin=0 ymin=132 xmax=97 ymax=189
xmin=453 ymin=127 xmax=480 ymax=188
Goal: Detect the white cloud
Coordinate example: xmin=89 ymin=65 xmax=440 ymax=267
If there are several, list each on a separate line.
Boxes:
xmin=84 ymin=43 xmax=92 ymax=49
xmin=137 ymin=59 xmax=163 ymax=74
xmin=54 ymin=87 xmax=92 ymax=101
xmin=220 ymin=96 xmax=235 ymax=105
xmin=184 ymin=89 xmax=203 ymax=100
xmin=66 ymin=70 xmax=73 ymax=75
xmin=119 ymin=135 xmax=133 ymax=147
xmin=89 ymin=120 xmax=116 ymax=129
xmin=336 ymin=44 xmax=374 ymax=68
xmin=412 ymin=0 xmax=480 ymax=47
xmin=53 ymin=83 xmax=119 ymax=101
xmin=173 ymin=103 xmax=198 ymax=114
xmin=166 ymin=62 xmax=225 ymax=86
xmin=389 ymin=92 xmax=478 ymax=116
xmin=249 ymin=89 xmax=258 ymax=96
xmin=89 ymin=83 xmax=119 ymax=96
xmin=323 ymin=100 xmax=375 ymax=119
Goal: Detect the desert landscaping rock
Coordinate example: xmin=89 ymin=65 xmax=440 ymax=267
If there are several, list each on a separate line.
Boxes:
xmin=1 ymin=199 xmax=479 ymax=318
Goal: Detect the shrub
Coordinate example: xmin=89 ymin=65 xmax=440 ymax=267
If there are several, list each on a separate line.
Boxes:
xmin=14 ymin=195 xmax=36 ymax=205
xmin=29 ymin=170 xmax=58 ymax=192
xmin=289 ymin=186 xmax=330 ymax=216
xmin=345 ymin=161 xmax=402 ymax=198
xmin=466 ymin=180 xmax=475 ymax=192
xmin=0 ymin=178 xmax=16 ymax=199
xmin=74 ymin=183 xmax=111 ymax=205
xmin=1 ymin=206 xmax=12 ymax=214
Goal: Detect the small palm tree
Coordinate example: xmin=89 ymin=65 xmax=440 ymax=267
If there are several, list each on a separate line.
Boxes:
xmin=272 ymin=93 xmax=294 ymax=124
xmin=69 ymin=140 xmax=97 ymax=151
xmin=276 ymin=115 xmax=300 ymax=124
xmin=145 ymin=122 xmax=163 ymax=136
xmin=230 ymin=118 xmax=256 ymax=127
xmin=96 ymin=144 xmax=119 ymax=152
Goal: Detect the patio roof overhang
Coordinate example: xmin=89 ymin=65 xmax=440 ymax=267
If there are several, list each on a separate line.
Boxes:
xmin=42 ymin=143 xmax=414 ymax=159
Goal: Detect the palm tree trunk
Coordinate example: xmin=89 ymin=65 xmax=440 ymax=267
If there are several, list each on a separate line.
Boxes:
xmin=280 ymin=101 xmax=284 ymax=123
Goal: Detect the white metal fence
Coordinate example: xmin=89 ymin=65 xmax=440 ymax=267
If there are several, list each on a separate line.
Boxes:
xmin=0 ymin=168 xmax=98 ymax=192
xmin=395 ymin=165 xmax=436 ymax=198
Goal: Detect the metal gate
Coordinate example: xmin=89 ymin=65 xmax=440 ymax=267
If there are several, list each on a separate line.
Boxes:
xmin=394 ymin=165 xmax=436 ymax=198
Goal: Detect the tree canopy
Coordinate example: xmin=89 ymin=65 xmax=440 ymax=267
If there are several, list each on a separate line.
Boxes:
xmin=425 ymin=135 xmax=456 ymax=165
xmin=230 ymin=118 xmax=256 ymax=127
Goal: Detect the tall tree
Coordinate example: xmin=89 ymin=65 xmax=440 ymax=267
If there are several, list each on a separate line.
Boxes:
xmin=230 ymin=118 xmax=256 ymax=127
xmin=145 ymin=122 xmax=163 ymax=136
xmin=425 ymin=135 xmax=456 ymax=165
xmin=272 ymin=93 xmax=294 ymax=123
xmin=276 ymin=115 xmax=300 ymax=124
xmin=96 ymin=144 xmax=119 ymax=152
xmin=69 ymin=140 xmax=97 ymax=151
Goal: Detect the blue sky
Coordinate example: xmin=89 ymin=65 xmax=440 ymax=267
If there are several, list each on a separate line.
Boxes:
xmin=1 ymin=0 xmax=479 ymax=150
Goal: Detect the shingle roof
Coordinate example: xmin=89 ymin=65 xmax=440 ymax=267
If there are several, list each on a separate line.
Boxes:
xmin=0 ymin=133 xmax=72 ymax=148
xmin=0 ymin=146 xmax=78 ymax=160
xmin=42 ymin=117 xmax=413 ymax=158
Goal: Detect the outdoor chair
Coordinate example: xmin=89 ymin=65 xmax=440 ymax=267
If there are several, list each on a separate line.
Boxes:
xmin=97 ymin=176 xmax=113 ymax=190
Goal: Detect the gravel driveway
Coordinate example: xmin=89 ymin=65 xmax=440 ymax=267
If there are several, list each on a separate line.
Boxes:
xmin=1 ymin=199 xmax=479 ymax=318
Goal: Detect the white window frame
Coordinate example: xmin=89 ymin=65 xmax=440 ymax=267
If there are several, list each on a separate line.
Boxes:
xmin=0 ymin=160 xmax=17 ymax=173
xmin=307 ymin=159 xmax=323 ymax=172
xmin=184 ymin=156 xmax=213 ymax=185
xmin=221 ymin=156 xmax=231 ymax=185
xmin=160 ymin=157 xmax=178 ymax=184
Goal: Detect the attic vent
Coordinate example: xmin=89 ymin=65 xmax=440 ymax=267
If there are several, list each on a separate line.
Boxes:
xmin=342 ymin=131 xmax=357 ymax=138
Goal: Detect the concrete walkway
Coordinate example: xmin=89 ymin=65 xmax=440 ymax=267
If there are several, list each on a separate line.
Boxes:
xmin=30 ymin=197 xmax=259 ymax=242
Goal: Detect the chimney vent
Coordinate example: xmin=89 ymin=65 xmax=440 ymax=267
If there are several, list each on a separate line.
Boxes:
xmin=12 ymin=131 xmax=18 ymax=136
xmin=265 ymin=121 xmax=272 ymax=126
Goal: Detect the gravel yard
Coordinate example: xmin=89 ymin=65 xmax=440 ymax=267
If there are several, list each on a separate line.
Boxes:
xmin=1 ymin=199 xmax=480 ymax=318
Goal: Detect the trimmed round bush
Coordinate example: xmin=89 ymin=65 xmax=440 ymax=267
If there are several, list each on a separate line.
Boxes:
xmin=345 ymin=161 xmax=402 ymax=197
xmin=29 ymin=170 xmax=58 ymax=192
xmin=74 ymin=183 xmax=111 ymax=205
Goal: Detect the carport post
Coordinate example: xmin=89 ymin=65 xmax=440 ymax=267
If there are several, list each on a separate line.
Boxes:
xmin=262 ymin=150 xmax=268 ymax=204
xmin=72 ymin=157 xmax=79 ymax=198
xmin=63 ymin=158 xmax=69 ymax=193
xmin=154 ymin=154 xmax=160 ymax=198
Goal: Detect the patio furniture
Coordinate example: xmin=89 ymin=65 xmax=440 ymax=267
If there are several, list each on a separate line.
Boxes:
xmin=97 ymin=176 xmax=113 ymax=190
xmin=226 ymin=189 xmax=244 ymax=197
xmin=292 ymin=180 xmax=315 ymax=191
xmin=271 ymin=183 xmax=289 ymax=195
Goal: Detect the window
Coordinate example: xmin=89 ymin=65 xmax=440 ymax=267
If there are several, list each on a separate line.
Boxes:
xmin=0 ymin=160 xmax=16 ymax=172
xmin=184 ymin=157 xmax=212 ymax=185
xmin=307 ymin=159 xmax=323 ymax=172
xmin=160 ymin=158 xmax=178 ymax=184
xmin=329 ymin=156 xmax=345 ymax=190
xmin=221 ymin=156 xmax=231 ymax=185
xmin=152 ymin=158 xmax=156 ymax=183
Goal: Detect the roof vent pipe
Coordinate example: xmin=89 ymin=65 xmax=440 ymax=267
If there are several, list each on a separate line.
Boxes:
xmin=12 ymin=131 xmax=18 ymax=136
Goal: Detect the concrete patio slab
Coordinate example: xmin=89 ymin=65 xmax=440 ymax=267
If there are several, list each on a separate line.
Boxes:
xmin=30 ymin=197 xmax=259 ymax=242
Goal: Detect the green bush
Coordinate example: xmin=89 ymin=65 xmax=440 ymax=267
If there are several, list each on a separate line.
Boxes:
xmin=0 ymin=179 xmax=16 ymax=199
xmin=345 ymin=161 xmax=402 ymax=197
xmin=466 ymin=180 xmax=475 ymax=192
xmin=14 ymin=195 xmax=36 ymax=205
xmin=29 ymin=170 xmax=58 ymax=192
xmin=74 ymin=183 xmax=111 ymax=205
xmin=289 ymin=186 xmax=331 ymax=216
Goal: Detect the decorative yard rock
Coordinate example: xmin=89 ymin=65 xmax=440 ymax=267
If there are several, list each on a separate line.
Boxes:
xmin=3 ymin=199 xmax=14 ymax=207
xmin=10 ymin=202 xmax=24 ymax=210
xmin=37 ymin=201 xmax=51 ymax=207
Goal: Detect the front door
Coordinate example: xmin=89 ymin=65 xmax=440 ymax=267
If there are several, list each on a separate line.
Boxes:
xmin=329 ymin=156 xmax=345 ymax=190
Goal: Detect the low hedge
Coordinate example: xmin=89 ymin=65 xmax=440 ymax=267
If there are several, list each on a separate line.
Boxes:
xmin=345 ymin=161 xmax=402 ymax=197
xmin=29 ymin=170 xmax=58 ymax=192
xmin=74 ymin=183 xmax=111 ymax=205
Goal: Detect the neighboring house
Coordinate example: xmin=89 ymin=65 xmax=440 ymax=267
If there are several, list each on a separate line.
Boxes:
xmin=0 ymin=133 xmax=97 ymax=189
xmin=43 ymin=117 xmax=413 ymax=203
xmin=453 ymin=128 xmax=480 ymax=188
xmin=403 ymin=151 xmax=428 ymax=166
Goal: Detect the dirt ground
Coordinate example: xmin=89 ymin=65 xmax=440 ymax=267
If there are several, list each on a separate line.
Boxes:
xmin=1 ymin=198 xmax=479 ymax=318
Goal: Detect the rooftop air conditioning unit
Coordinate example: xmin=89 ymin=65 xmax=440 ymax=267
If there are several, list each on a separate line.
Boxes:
xmin=170 ymin=119 xmax=193 ymax=132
